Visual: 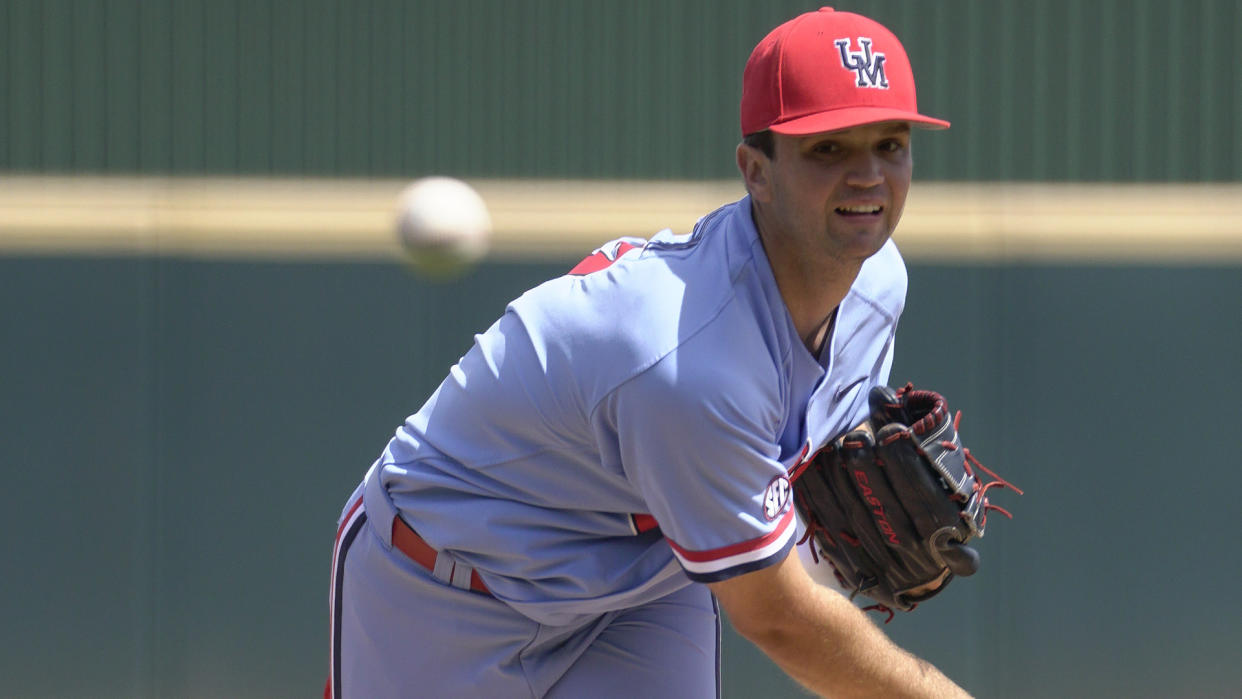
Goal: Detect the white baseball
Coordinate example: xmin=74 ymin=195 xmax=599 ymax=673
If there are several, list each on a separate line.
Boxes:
xmin=394 ymin=176 xmax=492 ymax=275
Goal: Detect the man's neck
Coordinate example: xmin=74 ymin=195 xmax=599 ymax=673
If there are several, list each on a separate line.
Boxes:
xmin=751 ymin=204 xmax=861 ymax=355
xmin=805 ymin=308 xmax=837 ymax=358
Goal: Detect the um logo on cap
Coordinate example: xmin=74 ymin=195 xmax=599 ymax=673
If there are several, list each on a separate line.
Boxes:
xmin=834 ymin=37 xmax=888 ymax=89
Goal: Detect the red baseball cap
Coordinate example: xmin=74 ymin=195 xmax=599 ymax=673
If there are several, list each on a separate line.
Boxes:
xmin=741 ymin=7 xmax=949 ymax=136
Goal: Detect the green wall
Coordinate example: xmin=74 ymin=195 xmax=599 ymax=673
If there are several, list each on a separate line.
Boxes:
xmin=4 ymin=255 xmax=1241 ymax=697
xmin=3 ymin=1 xmax=1240 ymax=696
xmin=3 ymin=0 xmax=1239 ymax=180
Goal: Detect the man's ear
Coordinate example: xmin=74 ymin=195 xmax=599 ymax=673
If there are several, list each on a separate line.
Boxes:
xmin=736 ymin=143 xmax=772 ymax=203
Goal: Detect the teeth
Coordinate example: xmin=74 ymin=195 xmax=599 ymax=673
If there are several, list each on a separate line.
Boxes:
xmin=838 ymin=205 xmax=881 ymax=214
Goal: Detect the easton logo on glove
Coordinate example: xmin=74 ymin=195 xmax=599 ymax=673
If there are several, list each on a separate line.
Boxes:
xmin=852 ymin=470 xmax=900 ymax=545
xmin=791 ymin=383 xmax=1021 ymax=619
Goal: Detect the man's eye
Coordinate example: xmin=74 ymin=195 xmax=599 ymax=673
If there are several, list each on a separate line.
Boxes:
xmin=813 ymin=142 xmax=840 ymax=154
xmin=879 ymin=140 xmax=905 ymax=153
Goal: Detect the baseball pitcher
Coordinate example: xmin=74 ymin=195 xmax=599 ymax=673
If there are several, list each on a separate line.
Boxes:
xmin=329 ymin=8 xmax=1017 ymax=698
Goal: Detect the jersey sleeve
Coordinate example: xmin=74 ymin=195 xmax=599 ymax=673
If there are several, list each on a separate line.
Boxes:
xmin=598 ymin=323 xmax=797 ymax=584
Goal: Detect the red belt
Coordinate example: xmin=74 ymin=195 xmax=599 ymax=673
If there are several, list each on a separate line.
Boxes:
xmin=391 ymin=515 xmax=491 ymax=595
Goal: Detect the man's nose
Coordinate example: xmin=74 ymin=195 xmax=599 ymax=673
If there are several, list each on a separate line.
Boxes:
xmin=843 ymin=152 xmax=884 ymax=188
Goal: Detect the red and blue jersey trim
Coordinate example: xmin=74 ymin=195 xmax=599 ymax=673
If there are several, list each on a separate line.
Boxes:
xmin=327 ymin=496 xmax=367 ymax=699
xmin=665 ymin=505 xmax=798 ymax=583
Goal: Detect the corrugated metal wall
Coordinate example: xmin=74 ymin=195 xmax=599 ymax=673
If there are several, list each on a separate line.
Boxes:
xmin=3 ymin=0 xmax=1238 ymax=180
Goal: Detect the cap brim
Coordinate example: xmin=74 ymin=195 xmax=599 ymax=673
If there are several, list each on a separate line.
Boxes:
xmin=767 ymin=107 xmax=950 ymax=135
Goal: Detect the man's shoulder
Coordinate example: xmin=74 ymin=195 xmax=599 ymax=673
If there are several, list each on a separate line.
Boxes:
xmin=518 ymin=198 xmax=757 ymax=340
xmin=511 ymin=199 xmax=786 ymax=403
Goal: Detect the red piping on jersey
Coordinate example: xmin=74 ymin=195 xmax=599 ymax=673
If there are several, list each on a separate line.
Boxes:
xmin=786 ymin=443 xmax=814 ymax=481
xmin=568 ymin=242 xmax=639 ymax=275
xmin=665 ymin=505 xmax=795 ymax=563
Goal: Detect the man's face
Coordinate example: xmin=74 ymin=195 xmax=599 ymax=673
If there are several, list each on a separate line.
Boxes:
xmin=752 ymin=122 xmax=913 ymax=266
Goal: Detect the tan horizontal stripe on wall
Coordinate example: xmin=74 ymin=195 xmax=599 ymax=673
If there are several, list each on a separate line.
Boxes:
xmin=0 ymin=176 xmax=1239 ymax=263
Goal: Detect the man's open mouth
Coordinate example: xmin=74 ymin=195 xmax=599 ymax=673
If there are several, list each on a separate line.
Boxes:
xmin=834 ymin=205 xmax=883 ymax=216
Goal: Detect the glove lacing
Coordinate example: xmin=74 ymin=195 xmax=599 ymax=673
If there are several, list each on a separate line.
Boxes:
xmin=940 ymin=409 xmax=1025 ymax=527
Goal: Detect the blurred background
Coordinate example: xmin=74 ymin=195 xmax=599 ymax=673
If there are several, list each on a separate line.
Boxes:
xmin=2 ymin=1 xmax=1240 ymax=697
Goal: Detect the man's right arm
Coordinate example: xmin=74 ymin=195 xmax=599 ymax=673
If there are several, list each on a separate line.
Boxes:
xmin=708 ymin=549 xmax=970 ymax=699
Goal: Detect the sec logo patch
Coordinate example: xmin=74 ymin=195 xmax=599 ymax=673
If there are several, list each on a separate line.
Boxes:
xmin=763 ymin=475 xmax=792 ymax=521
